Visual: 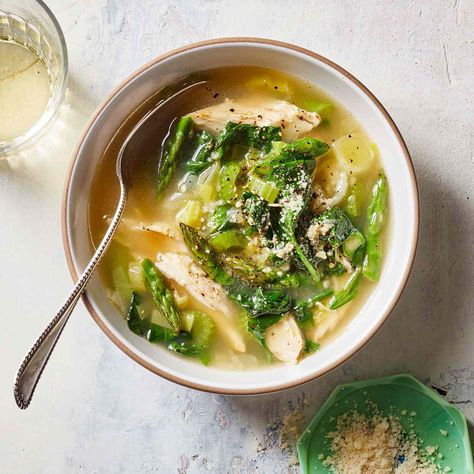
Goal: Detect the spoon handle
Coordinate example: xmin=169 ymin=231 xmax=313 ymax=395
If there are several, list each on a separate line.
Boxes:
xmin=14 ymin=191 xmax=127 ymax=409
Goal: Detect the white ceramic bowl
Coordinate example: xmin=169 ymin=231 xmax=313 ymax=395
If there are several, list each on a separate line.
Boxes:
xmin=63 ymin=38 xmax=418 ymax=394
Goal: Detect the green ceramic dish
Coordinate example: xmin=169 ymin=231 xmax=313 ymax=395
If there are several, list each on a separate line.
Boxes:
xmin=297 ymin=374 xmax=473 ymax=473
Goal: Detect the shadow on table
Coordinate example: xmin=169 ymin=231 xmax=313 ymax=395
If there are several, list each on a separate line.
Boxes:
xmin=227 ymin=153 xmax=473 ymax=445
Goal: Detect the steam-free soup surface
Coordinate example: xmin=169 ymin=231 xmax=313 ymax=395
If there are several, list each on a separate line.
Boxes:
xmin=89 ymin=67 xmax=388 ymax=369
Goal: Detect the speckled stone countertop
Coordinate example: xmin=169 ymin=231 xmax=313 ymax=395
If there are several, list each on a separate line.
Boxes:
xmin=1 ymin=1 xmax=472 ymax=472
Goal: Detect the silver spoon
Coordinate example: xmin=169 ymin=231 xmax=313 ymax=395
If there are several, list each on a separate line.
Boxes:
xmin=14 ymin=81 xmax=206 ymax=409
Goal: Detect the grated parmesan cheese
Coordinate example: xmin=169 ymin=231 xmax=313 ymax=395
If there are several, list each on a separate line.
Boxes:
xmin=323 ymin=409 xmax=442 ymax=474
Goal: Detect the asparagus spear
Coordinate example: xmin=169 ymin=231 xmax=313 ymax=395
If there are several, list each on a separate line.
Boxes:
xmin=328 ymin=267 xmax=362 ymax=309
xmin=157 ymin=116 xmax=193 ymax=198
xmin=363 ymin=173 xmax=388 ymax=281
xmin=141 ymin=258 xmax=181 ymax=334
xmin=179 ymin=223 xmax=235 ymax=287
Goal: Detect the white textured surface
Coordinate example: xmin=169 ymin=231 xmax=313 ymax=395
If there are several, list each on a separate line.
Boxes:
xmin=1 ymin=1 xmax=473 ymax=472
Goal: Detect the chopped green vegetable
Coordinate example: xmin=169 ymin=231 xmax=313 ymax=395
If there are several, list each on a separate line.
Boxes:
xmin=304 ymin=340 xmax=321 ymax=354
xmin=168 ymin=311 xmax=215 ymax=364
xmin=219 ymin=161 xmax=241 ymax=202
xmin=304 ymin=101 xmax=334 ymax=115
xmin=180 ymin=311 xmax=195 ymax=333
xmin=209 ymin=229 xmax=248 ymax=253
xmin=275 ymin=272 xmax=309 ymax=288
xmin=363 ymin=173 xmax=388 ymax=282
xmin=197 ymin=162 xmax=220 ymax=201
xmin=333 ymin=134 xmax=375 ymax=173
xmin=363 ymin=237 xmax=382 ymax=282
xmin=208 ymin=205 xmax=234 ymax=233
xmin=248 ymin=174 xmax=280 ymax=203
xmin=342 ymin=230 xmax=366 ymax=264
xmin=112 ymin=267 xmax=133 ymax=312
xmin=223 ymin=255 xmax=305 ymax=288
xmin=126 ymin=282 xmax=214 ymax=363
xmin=249 ymin=137 xmax=330 ymax=283
xmin=188 ymin=311 xmax=215 ymax=347
xmin=167 ymin=341 xmax=205 ymax=356
xmin=294 ymin=288 xmax=334 ymax=323
xmin=157 ymin=116 xmax=193 ymax=198
xmin=328 ymin=267 xmax=362 ymax=309
xmin=128 ymin=262 xmax=146 ymax=292
xmin=223 ymin=255 xmax=267 ymax=283
xmin=345 ymin=184 xmax=361 ymax=218
xmin=141 ymin=258 xmax=181 ymax=334
xmin=176 ymin=199 xmax=203 ymax=227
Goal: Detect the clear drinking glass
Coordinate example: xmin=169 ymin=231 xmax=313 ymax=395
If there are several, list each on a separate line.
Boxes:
xmin=0 ymin=0 xmax=68 ymax=154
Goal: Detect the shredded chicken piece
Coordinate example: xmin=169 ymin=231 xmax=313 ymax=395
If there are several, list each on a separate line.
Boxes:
xmin=113 ymin=218 xmax=180 ymax=239
xmin=188 ymin=97 xmax=321 ymax=141
xmin=155 ymin=253 xmax=226 ymax=310
xmin=264 ymin=314 xmax=304 ymax=364
xmin=106 ymin=217 xmax=187 ymax=252
xmin=155 ymin=252 xmax=246 ymax=352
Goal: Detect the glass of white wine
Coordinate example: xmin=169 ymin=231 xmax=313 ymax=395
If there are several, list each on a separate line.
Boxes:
xmin=0 ymin=0 xmax=68 ymax=154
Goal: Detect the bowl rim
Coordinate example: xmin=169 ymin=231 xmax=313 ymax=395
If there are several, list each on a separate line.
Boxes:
xmin=61 ymin=37 xmax=419 ymax=395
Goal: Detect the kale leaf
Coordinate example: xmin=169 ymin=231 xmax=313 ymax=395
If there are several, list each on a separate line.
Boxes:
xmin=229 ymin=286 xmax=292 ymax=317
xmin=241 ymin=191 xmax=272 ymax=236
xmin=186 ymin=123 xmax=282 ymax=175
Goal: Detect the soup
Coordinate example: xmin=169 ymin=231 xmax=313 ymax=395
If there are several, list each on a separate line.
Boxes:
xmin=89 ymin=67 xmax=388 ymax=369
